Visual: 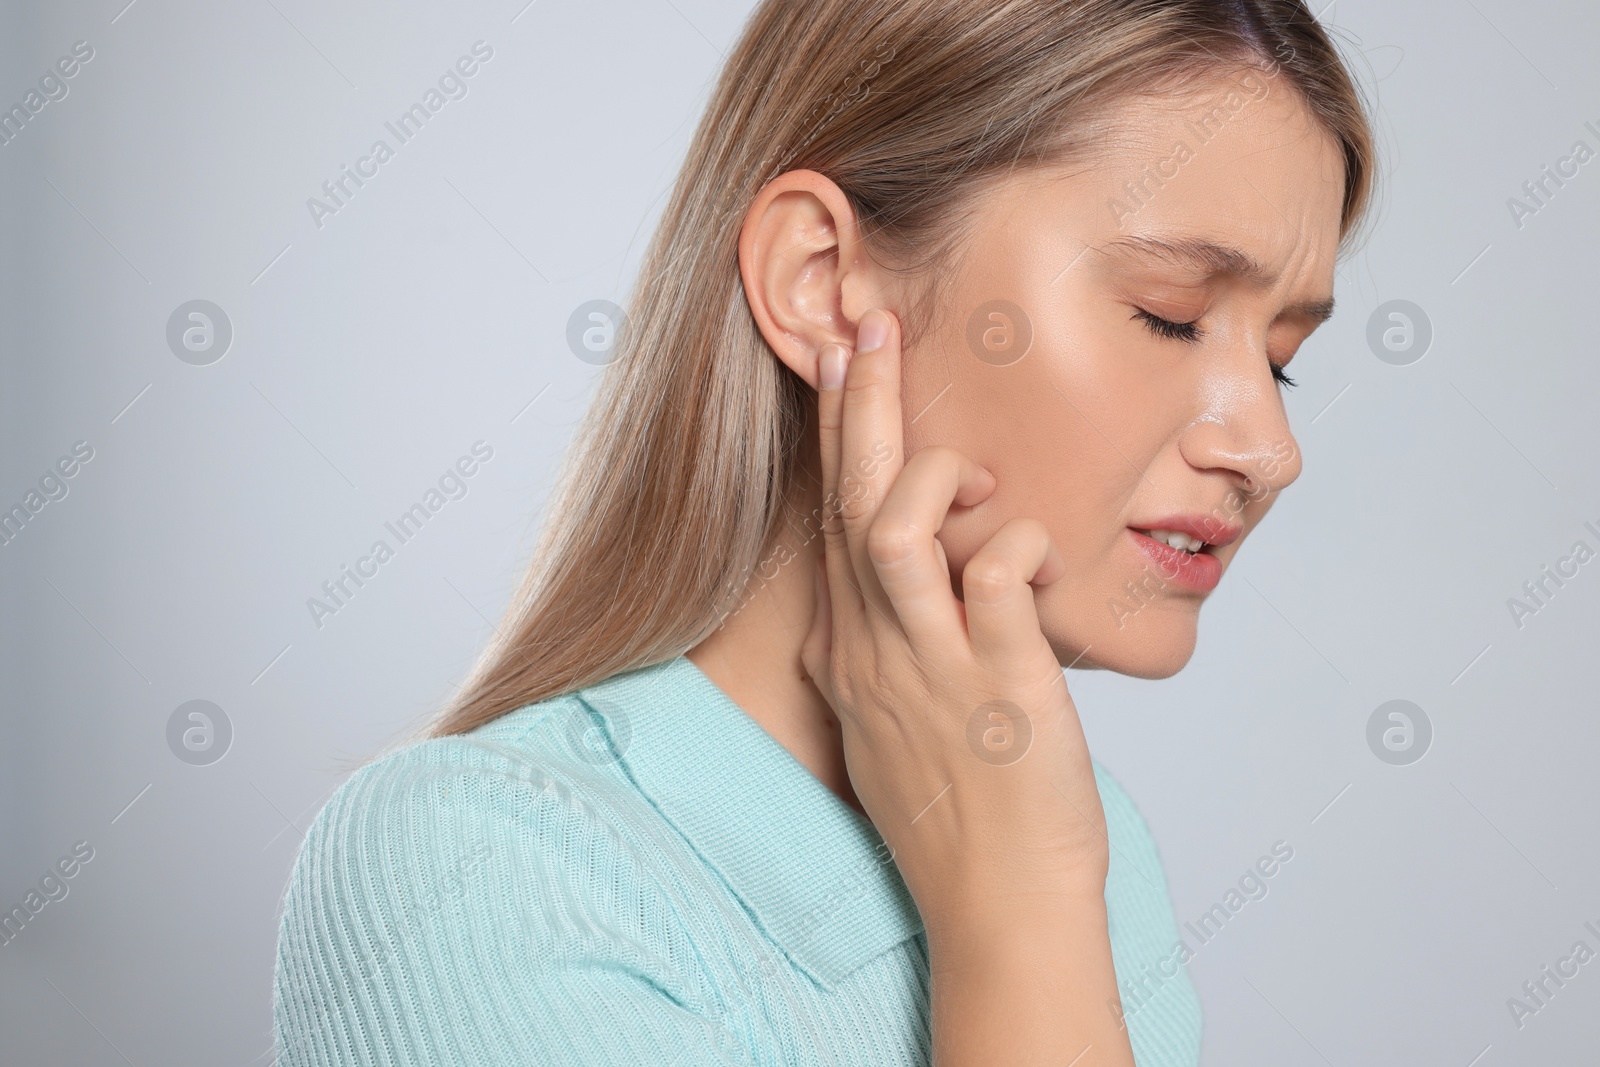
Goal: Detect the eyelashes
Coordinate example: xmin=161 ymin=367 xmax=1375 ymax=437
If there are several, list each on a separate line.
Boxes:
xmin=1133 ymin=307 xmax=1202 ymax=343
xmin=1130 ymin=308 xmax=1298 ymax=390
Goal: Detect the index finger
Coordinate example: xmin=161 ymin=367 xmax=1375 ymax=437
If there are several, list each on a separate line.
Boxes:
xmin=817 ymin=307 xmax=905 ymax=624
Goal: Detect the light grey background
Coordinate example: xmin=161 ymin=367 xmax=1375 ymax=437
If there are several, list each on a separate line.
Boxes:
xmin=2 ymin=0 xmax=1596 ymax=1064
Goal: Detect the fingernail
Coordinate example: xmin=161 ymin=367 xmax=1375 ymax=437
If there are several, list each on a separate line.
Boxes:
xmin=857 ymin=309 xmax=889 ymax=354
xmin=819 ymin=343 xmax=849 ymax=390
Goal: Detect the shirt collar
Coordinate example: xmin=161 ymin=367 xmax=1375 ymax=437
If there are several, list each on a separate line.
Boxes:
xmin=572 ymin=654 xmax=924 ymax=991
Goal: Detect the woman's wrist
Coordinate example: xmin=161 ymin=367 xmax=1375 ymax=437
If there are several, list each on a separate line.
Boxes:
xmin=910 ymin=848 xmax=1110 ymax=939
xmin=924 ymin=887 xmax=1134 ymax=1067
xmin=921 ymin=879 xmax=1110 ymax=968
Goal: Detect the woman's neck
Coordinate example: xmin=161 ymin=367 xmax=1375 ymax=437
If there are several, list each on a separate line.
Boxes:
xmin=687 ymin=456 xmax=865 ymax=817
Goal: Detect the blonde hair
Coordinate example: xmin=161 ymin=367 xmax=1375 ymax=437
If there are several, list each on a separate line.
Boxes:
xmin=418 ymin=0 xmax=1377 ymax=740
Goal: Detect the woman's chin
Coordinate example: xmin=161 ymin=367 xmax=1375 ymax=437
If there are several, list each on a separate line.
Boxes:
xmin=1045 ymin=614 xmax=1198 ymax=679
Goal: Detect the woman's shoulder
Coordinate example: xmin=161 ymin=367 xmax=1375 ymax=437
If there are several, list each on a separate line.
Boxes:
xmin=274 ymin=689 xmax=673 ymax=961
xmin=1089 ymin=757 xmax=1205 ymax=1059
xmin=285 ymin=693 xmax=630 ymax=882
xmin=300 ymin=700 xmax=569 ymax=825
xmin=272 ymin=694 xmax=750 ymax=1066
xmin=1088 ymin=755 xmax=1181 ymax=905
xmin=1089 ymin=758 xmax=1160 ymax=855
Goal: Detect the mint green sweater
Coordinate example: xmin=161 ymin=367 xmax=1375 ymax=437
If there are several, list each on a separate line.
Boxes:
xmin=273 ymin=654 xmax=1202 ymax=1064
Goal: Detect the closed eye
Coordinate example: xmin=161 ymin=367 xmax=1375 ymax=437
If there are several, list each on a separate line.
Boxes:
xmin=1132 ymin=307 xmax=1201 ymax=343
xmin=1131 ymin=307 xmax=1298 ymax=389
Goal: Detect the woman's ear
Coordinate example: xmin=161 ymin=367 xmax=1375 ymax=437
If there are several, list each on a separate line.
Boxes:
xmin=737 ymin=169 xmax=890 ymax=390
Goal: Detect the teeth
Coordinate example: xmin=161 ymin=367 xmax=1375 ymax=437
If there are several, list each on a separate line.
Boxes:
xmin=1145 ymin=528 xmax=1204 ymax=553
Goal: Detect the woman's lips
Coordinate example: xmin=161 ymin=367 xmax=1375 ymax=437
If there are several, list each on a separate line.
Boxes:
xmin=1126 ymin=528 xmax=1224 ymax=593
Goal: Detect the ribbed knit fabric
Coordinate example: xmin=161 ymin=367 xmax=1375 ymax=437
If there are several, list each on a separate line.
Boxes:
xmin=272 ymin=654 xmax=1202 ymax=1065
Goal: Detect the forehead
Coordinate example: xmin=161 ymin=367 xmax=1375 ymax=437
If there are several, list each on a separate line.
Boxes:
xmin=1106 ymin=72 xmax=1343 ymax=260
xmin=989 ymin=69 xmax=1346 ymax=285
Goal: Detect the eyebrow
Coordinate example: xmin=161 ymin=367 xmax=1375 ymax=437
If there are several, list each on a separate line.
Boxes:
xmin=1099 ymin=233 xmax=1337 ymax=325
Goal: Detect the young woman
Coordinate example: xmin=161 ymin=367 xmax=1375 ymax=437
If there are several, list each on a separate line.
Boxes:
xmin=273 ymin=1 xmax=1375 ymax=1064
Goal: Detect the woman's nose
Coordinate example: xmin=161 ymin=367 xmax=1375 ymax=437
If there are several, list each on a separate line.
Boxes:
xmin=1180 ymin=407 xmax=1302 ymax=496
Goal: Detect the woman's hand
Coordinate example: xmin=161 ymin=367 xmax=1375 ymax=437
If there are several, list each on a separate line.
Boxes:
xmin=800 ymin=306 xmax=1136 ymax=1067
xmin=800 ymin=305 xmax=1107 ymax=916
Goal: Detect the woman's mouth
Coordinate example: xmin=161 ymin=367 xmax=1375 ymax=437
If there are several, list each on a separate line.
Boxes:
xmin=1124 ymin=519 xmax=1240 ymax=594
xmin=1134 ymin=527 xmax=1208 ymax=554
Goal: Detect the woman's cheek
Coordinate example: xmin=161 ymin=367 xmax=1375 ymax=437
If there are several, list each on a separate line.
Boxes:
xmin=932 ymin=509 xmax=994 ymax=595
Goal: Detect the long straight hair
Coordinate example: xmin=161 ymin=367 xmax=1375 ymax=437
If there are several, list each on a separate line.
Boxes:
xmin=418 ymin=0 xmax=1378 ymax=741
